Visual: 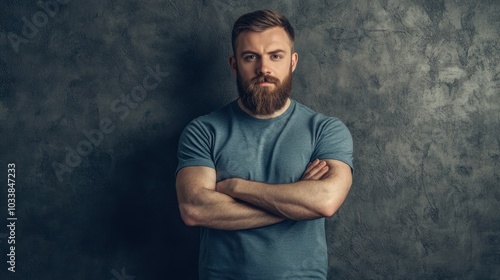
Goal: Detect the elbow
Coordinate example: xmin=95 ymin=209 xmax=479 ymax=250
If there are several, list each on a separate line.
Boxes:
xmin=317 ymin=203 xmax=339 ymax=218
xmin=179 ymin=203 xmax=201 ymax=227
xmin=318 ymin=204 xmax=339 ymax=218
xmin=318 ymin=180 xmax=352 ymax=218
xmin=317 ymin=197 xmax=343 ymax=218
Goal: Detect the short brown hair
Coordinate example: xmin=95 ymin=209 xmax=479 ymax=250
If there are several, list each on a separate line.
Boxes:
xmin=231 ymin=10 xmax=295 ymax=54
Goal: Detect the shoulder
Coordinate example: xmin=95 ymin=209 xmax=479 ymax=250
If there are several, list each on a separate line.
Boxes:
xmin=292 ymin=100 xmax=318 ymax=116
xmin=292 ymin=100 xmax=349 ymax=131
xmin=183 ymin=102 xmax=234 ymax=132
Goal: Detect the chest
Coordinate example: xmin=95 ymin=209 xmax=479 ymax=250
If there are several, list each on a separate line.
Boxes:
xmin=213 ymin=119 xmax=315 ymax=183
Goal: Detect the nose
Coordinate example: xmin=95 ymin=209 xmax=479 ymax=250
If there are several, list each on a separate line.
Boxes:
xmin=256 ymin=57 xmax=271 ymax=75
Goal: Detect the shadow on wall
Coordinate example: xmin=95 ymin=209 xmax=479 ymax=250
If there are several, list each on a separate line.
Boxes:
xmin=99 ymin=37 xmax=230 ymax=279
xmin=105 ymin=134 xmax=199 ymax=279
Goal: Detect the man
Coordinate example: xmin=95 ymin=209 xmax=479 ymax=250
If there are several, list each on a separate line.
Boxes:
xmin=175 ymin=10 xmax=353 ymax=279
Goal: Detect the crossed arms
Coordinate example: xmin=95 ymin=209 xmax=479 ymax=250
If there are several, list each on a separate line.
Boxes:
xmin=175 ymin=159 xmax=352 ymax=230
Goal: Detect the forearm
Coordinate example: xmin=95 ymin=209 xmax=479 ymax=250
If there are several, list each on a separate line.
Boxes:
xmin=217 ymin=160 xmax=352 ymax=220
xmin=179 ymin=188 xmax=284 ymax=230
xmin=227 ymin=179 xmax=340 ymax=220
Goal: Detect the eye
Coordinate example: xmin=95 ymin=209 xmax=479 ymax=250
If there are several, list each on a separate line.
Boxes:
xmin=271 ymin=54 xmax=283 ymax=60
xmin=244 ymin=55 xmax=257 ymax=61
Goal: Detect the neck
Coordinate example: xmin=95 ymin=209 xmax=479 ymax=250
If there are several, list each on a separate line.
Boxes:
xmin=237 ymin=98 xmax=291 ymax=119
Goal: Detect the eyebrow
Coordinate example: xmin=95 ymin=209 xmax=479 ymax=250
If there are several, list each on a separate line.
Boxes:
xmin=239 ymin=49 xmax=287 ymax=57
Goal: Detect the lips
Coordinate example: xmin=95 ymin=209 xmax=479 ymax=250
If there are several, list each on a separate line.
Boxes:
xmin=258 ymin=82 xmax=274 ymax=86
xmin=253 ymin=75 xmax=279 ymax=85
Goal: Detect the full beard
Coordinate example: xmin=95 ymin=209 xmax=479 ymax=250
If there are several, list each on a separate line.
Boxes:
xmin=236 ymin=68 xmax=293 ymax=115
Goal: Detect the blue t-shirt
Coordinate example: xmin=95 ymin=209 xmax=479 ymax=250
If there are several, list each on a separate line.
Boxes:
xmin=176 ymin=99 xmax=353 ymax=280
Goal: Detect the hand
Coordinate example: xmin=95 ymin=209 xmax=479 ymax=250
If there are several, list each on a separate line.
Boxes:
xmin=216 ymin=178 xmax=240 ymax=194
xmin=217 ymin=159 xmax=328 ymax=194
xmin=301 ymin=159 xmax=329 ymax=180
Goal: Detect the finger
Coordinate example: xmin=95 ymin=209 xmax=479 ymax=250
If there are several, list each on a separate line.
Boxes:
xmin=301 ymin=160 xmax=318 ymax=179
xmin=309 ymin=166 xmax=329 ymax=180
xmin=307 ymin=167 xmax=329 ymax=180
xmin=302 ymin=160 xmax=322 ymax=179
xmin=302 ymin=160 xmax=327 ymax=180
xmin=303 ymin=159 xmax=320 ymax=175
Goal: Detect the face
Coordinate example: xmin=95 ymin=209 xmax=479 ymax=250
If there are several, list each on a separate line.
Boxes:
xmin=230 ymin=27 xmax=298 ymax=115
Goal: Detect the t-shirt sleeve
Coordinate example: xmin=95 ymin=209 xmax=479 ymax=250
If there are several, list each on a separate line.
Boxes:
xmin=176 ymin=119 xmax=215 ymax=175
xmin=311 ymin=117 xmax=354 ymax=171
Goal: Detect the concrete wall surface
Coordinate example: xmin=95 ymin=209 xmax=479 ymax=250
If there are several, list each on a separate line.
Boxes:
xmin=0 ymin=0 xmax=499 ymax=279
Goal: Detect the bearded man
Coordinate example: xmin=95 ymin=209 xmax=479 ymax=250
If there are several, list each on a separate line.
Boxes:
xmin=175 ymin=10 xmax=353 ymax=280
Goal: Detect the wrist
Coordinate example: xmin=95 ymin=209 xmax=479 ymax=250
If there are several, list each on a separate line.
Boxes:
xmin=229 ymin=178 xmax=242 ymax=196
xmin=217 ymin=177 xmax=242 ymax=195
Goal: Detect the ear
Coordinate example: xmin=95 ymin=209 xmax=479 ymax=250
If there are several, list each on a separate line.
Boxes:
xmin=291 ymin=52 xmax=298 ymax=72
xmin=229 ymin=56 xmax=237 ymax=76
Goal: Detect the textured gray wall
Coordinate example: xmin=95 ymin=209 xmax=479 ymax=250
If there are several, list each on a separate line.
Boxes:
xmin=0 ymin=0 xmax=499 ymax=279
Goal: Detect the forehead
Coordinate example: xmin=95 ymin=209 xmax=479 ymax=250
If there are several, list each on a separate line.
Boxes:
xmin=235 ymin=27 xmax=293 ymax=54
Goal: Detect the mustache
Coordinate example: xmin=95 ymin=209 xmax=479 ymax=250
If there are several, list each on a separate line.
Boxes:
xmin=252 ymin=74 xmax=280 ymax=84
